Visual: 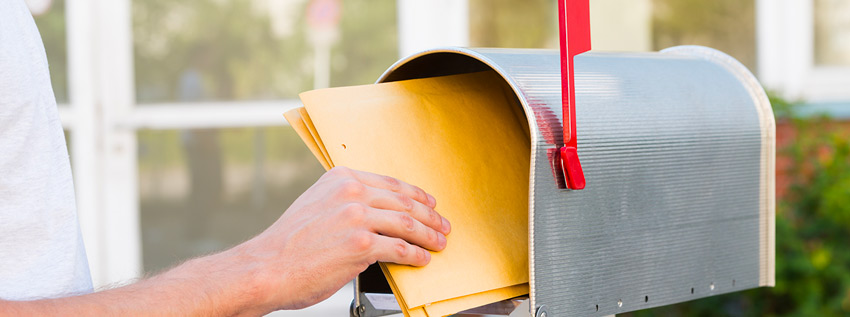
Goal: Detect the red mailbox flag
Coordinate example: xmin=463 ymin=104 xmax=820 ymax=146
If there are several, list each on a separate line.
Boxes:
xmin=558 ymin=0 xmax=590 ymax=190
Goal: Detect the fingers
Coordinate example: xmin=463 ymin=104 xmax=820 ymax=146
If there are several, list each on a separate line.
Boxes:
xmin=367 ymin=187 xmax=451 ymax=235
xmin=347 ymin=168 xmax=437 ymax=209
xmin=323 ymin=167 xmax=451 ymax=268
xmin=370 ymin=235 xmax=431 ymax=267
xmin=368 ymin=209 xmax=447 ymax=252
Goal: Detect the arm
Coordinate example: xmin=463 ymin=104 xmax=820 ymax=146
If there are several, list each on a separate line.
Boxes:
xmin=0 ymin=166 xmax=451 ymax=316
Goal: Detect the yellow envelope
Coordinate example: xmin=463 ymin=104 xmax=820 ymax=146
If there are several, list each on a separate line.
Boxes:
xmin=283 ymin=109 xmax=331 ymax=170
xmin=290 ymin=71 xmax=530 ymax=316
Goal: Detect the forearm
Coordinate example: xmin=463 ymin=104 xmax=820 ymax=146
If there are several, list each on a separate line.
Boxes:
xmin=0 ymin=246 xmax=266 ymax=316
xmin=0 ymin=167 xmax=450 ymax=316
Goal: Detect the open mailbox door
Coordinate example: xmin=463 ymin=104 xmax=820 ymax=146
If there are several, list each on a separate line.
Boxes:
xmin=289 ymin=1 xmax=776 ymax=316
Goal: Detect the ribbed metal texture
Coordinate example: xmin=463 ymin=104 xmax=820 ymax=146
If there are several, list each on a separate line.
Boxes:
xmin=378 ymin=47 xmax=772 ymax=316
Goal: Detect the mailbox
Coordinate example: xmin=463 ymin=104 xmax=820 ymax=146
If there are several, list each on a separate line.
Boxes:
xmin=351 ymin=45 xmax=775 ymax=317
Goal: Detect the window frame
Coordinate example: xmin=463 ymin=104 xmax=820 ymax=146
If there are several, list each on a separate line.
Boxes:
xmin=61 ymin=0 xmax=468 ymax=290
xmin=757 ymin=0 xmax=850 ymax=102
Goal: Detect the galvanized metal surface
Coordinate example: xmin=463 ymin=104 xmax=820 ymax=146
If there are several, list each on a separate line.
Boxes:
xmin=377 ymin=46 xmax=774 ymax=316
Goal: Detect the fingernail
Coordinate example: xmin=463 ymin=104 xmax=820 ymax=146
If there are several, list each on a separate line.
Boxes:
xmin=438 ymin=233 xmax=447 ymax=249
xmin=428 ymin=194 xmax=436 ymax=207
xmin=441 ymin=217 xmax=451 ymax=235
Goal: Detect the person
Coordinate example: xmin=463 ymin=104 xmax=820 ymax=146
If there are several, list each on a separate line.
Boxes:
xmin=0 ymin=0 xmax=450 ymax=315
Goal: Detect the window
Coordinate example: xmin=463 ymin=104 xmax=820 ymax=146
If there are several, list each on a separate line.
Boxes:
xmin=652 ymin=0 xmax=756 ymax=71
xmin=469 ymin=0 xmax=555 ymax=49
xmin=131 ymin=0 xmax=398 ymax=275
xmin=132 ymin=0 xmax=398 ymax=103
xmin=139 ymin=127 xmax=325 ymax=272
xmin=814 ymin=0 xmax=850 ymax=66
xmin=758 ymin=0 xmax=850 ymax=103
xmin=469 ymin=0 xmax=755 ymax=70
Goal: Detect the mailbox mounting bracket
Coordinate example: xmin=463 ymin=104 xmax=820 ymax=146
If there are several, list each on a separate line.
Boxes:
xmin=557 ymin=0 xmax=590 ymax=190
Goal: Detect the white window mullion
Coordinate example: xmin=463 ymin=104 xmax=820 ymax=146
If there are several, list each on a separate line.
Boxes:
xmin=67 ymin=0 xmax=141 ymax=287
xmin=757 ymin=0 xmax=850 ymax=103
xmin=397 ymin=0 xmax=469 ymax=58
xmin=757 ymin=0 xmax=813 ymax=100
xmin=126 ymin=101 xmax=300 ymax=130
xmin=65 ymin=0 xmax=107 ymax=287
xmin=95 ymin=0 xmax=142 ymax=286
xmin=756 ymin=0 xmax=782 ymax=91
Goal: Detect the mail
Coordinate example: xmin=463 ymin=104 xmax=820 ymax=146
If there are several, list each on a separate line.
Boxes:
xmin=286 ymin=71 xmax=530 ymax=317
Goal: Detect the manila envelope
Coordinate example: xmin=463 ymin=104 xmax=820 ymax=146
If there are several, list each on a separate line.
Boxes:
xmin=287 ymin=71 xmax=530 ymax=317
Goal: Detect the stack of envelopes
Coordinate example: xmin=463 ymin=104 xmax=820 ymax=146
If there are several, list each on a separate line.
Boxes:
xmin=284 ymin=71 xmax=530 ymax=317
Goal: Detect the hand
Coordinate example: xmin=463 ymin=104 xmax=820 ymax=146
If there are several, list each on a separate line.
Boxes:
xmin=0 ymin=166 xmax=449 ymax=316
xmin=237 ymin=166 xmax=451 ymax=312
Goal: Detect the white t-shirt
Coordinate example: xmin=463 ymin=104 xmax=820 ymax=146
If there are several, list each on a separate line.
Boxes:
xmin=0 ymin=0 xmax=93 ymax=300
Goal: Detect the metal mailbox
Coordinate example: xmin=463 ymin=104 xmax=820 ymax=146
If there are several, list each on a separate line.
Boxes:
xmin=351 ymin=45 xmax=776 ymax=317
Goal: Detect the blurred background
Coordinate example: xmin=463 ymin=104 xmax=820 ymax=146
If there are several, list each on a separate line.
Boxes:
xmin=25 ymin=0 xmax=850 ymax=315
